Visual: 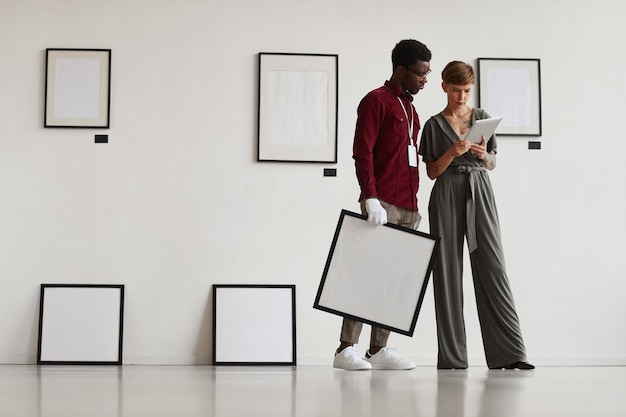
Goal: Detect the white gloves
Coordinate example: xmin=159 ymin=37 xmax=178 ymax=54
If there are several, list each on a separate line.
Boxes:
xmin=365 ymin=198 xmax=387 ymax=225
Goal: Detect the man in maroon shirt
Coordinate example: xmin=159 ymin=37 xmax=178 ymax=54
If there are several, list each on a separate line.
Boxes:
xmin=333 ymin=39 xmax=432 ymax=371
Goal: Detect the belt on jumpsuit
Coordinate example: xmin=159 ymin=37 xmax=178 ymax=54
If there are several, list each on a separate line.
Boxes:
xmin=447 ymin=165 xmax=488 ymax=253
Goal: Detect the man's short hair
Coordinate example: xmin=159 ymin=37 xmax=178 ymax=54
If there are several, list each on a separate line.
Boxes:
xmin=392 ymin=40 xmax=432 ymax=71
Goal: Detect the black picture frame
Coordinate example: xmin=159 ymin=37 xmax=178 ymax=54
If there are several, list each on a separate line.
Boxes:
xmin=212 ymin=284 xmax=296 ymax=366
xmin=477 ymin=58 xmax=542 ymax=136
xmin=44 ymin=48 xmax=112 ymax=128
xmin=257 ymin=52 xmax=338 ymax=163
xmin=37 ymin=284 xmax=124 ymax=365
xmin=313 ymin=210 xmax=439 ymax=337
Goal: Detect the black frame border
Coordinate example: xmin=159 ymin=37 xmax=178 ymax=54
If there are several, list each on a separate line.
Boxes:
xmin=212 ymin=284 xmax=297 ymax=366
xmin=37 ymin=284 xmax=124 ymax=365
xmin=313 ymin=210 xmax=439 ymax=337
xmin=44 ymin=48 xmax=112 ymax=129
xmin=257 ymin=52 xmax=338 ymax=163
xmin=477 ymin=57 xmax=542 ymax=137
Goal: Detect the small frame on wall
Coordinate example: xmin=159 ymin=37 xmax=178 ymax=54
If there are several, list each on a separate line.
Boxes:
xmin=257 ymin=52 xmax=338 ymax=163
xmin=213 ymin=284 xmax=296 ymax=365
xmin=313 ymin=210 xmax=439 ymax=337
xmin=37 ymin=284 xmax=124 ymax=365
xmin=44 ymin=48 xmax=112 ymax=128
xmin=477 ymin=58 xmax=542 ymax=136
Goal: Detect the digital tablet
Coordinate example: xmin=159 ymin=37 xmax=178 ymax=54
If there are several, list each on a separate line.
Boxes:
xmin=465 ymin=117 xmax=503 ymax=143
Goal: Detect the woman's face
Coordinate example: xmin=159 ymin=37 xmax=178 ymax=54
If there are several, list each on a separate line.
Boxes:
xmin=443 ymin=83 xmax=473 ymax=109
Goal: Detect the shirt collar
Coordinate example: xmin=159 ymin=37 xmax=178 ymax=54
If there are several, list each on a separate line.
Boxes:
xmin=384 ymin=80 xmax=414 ymax=101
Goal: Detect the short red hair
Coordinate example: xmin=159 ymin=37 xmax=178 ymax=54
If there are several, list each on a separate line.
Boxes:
xmin=441 ymin=61 xmax=475 ymax=85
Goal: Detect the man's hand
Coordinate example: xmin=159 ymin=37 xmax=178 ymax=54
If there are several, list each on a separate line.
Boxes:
xmin=365 ymin=198 xmax=387 ymax=225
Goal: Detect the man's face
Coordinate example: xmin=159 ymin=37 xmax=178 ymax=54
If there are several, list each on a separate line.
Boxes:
xmin=401 ymin=61 xmax=431 ymax=95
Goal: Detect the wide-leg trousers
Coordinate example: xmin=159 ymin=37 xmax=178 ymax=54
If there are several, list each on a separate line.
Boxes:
xmin=429 ymin=167 xmax=527 ymax=369
xmin=339 ymin=200 xmax=421 ymax=347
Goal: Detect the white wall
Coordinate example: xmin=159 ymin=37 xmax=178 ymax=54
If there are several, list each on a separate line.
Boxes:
xmin=0 ymin=0 xmax=624 ymax=365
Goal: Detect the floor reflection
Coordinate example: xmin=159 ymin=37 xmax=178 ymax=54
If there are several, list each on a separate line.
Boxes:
xmin=37 ymin=366 xmax=122 ymax=417
xmin=435 ymin=370 xmax=468 ymax=416
xmin=476 ymin=371 xmax=527 ymax=417
xmin=213 ymin=367 xmax=296 ymax=417
xmin=0 ymin=365 xmax=624 ymax=417
xmin=435 ymin=369 xmax=531 ymax=417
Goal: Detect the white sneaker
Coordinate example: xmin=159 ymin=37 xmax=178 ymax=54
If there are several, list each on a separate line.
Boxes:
xmin=365 ymin=348 xmax=416 ymax=370
xmin=333 ymin=346 xmax=372 ymax=370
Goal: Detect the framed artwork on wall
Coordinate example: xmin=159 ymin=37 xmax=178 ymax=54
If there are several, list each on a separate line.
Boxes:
xmin=257 ymin=52 xmax=338 ymax=163
xmin=37 ymin=284 xmax=124 ymax=365
xmin=44 ymin=48 xmax=112 ymax=128
xmin=213 ymin=284 xmax=296 ymax=365
xmin=477 ymin=58 xmax=542 ymax=136
xmin=313 ymin=210 xmax=439 ymax=337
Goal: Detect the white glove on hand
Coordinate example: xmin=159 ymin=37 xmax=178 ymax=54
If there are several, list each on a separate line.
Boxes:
xmin=365 ymin=198 xmax=387 ymax=225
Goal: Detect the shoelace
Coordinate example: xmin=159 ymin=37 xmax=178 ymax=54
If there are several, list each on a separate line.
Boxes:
xmin=345 ymin=347 xmax=363 ymax=360
xmin=376 ymin=347 xmax=401 ymax=362
xmin=378 ymin=347 xmax=398 ymax=356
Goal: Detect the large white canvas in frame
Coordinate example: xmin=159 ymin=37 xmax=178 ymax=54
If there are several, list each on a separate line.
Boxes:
xmin=44 ymin=48 xmax=111 ymax=128
xmin=257 ymin=52 xmax=338 ymax=163
xmin=37 ymin=284 xmax=124 ymax=365
xmin=314 ymin=210 xmax=439 ymax=336
xmin=213 ymin=285 xmax=296 ymax=365
xmin=477 ymin=58 xmax=542 ymax=136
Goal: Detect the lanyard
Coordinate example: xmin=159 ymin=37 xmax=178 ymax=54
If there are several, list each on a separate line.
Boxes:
xmin=397 ymin=97 xmax=414 ymax=145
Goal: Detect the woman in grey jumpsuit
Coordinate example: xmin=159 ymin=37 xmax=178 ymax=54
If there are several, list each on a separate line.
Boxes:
xmin=418 ymin=61 xmax=534 ymax=370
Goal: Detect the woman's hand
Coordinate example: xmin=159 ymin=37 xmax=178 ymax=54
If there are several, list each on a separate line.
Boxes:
xmin=470 ymin=136 xmax=487 ymax=159
xmin=426 ymin=140 xmax=469 ymax=180
xmin=471 ymin=136 xmax=496 ymax=170
xmin=451 ymin=139 xmax=472 ymax=157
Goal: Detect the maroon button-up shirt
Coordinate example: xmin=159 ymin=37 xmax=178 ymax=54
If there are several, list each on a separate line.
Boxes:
xmin=353 ymin=81 xmax=420 ymax=211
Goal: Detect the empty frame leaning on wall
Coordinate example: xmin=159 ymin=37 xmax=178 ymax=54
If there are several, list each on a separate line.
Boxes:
xmin=314 ymin=210 xmax=439 ymax=337
xmin=44 ymin=48 xmax=112 ymax=128
xmin=213 ymin=284 xmax=297 ymax=365
xmin=477 ymin=58 xmax=542 ymax=136
xmin=37 ymin=284 xmax=125 ymax=365
xmin=257 ymin=53 xmax=338 ymax=163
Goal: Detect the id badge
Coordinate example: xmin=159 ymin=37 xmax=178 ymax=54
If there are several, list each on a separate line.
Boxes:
xmin=408 ymin=144 xmax=418 ymax=167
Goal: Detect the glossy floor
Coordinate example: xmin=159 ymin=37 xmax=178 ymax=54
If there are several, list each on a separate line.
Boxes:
xmin=0 ymin=365 xmax=624 ymax=417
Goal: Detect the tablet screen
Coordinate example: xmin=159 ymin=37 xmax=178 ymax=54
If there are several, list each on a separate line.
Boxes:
xmin=465 ymin=117 xmax=503 ymax=143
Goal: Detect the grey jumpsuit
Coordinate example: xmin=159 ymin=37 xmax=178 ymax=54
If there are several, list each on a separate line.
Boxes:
xmin=419 ymin=109 xmax=528 ymax=369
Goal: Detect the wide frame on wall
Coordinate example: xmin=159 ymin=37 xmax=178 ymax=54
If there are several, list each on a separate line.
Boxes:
xmin=44 ymin=48 xmax=112 ymax=128
xmin=257 ymin=52 xmax=338 ymax=163
xmin=477 ymin=58 xmax=542 ymax=136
